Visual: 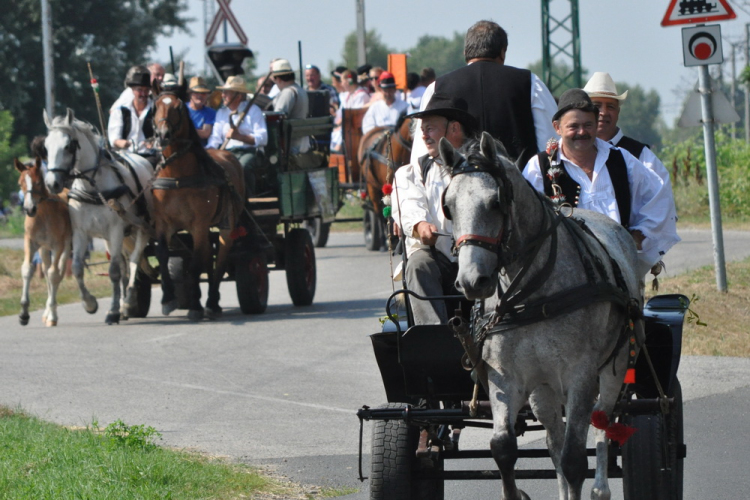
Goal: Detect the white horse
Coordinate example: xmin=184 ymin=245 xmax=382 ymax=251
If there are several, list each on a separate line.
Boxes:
xmin=441 ymin=133 xmax=643 ymax=500
xmin=44 ymin=109 xmax=154 ymax=324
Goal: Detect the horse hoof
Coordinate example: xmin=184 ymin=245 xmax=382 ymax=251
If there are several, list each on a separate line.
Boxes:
xmin=105 ymin=312 xmax=120 ymax=325
xmin=518 ymin=490 xmax=531 ymax=500
xmin=45 ymin=320 xmax=58 ymax=327
xmin=205 ymin=306 xmax=222 ymax=320
xmin=84 ymin=299 xmax=98 ymax=315
xmin=19 ymin=315 xmax=29 ymax=326
xmin=187 ymin=309 xmax=204 ymax=322
xmin=162 ymin=300 xmax=179 ymax=316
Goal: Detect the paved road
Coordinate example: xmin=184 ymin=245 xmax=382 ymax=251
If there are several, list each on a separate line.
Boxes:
xmin=1 ymin=230 xmax=749 ymax=499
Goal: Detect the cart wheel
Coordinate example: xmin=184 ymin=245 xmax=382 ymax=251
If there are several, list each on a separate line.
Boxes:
xmin=128 ymin=268 xmax=152 ymax=318
xmin=370 ymin=403 xmax=444 ymax=500
xmin=168 ymin=256 xmax=190 ymax=309
xmin=364 ymin=209 xmax=383 ymax=251
xmin=305 ymin=217 xmax=331 ymax=248
xmin=622 ymin=378 xmax=684 ymax=500
xmin=235 ymin=252 xmax=269 ymax=314
xmin=285 ymin=228 xmax=316 ymax=306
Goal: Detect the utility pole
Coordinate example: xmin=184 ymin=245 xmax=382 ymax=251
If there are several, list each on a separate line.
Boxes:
xmin=355 ymin=0 xmax=367 ymax=66
xmin=41 ymin=0 xmax=54 ymax=118
xmin=541 ymin=0 xmax=582 ymax=95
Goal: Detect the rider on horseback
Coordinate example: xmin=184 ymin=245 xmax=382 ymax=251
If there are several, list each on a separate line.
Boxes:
xmin=391 ymin=94 xmax=478 ymax=325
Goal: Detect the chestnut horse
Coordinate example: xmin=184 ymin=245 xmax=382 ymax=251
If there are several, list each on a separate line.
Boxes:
xmin=151 ymin=91 xmax=245 ymax=321
xmin=15 ymin=157 xmax=72 ymax=327
xmin=357 ymin=116 xmax=413 ymax=250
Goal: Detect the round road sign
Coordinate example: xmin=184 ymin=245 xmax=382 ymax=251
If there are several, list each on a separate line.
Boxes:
xmin=688 ymin=31 xmax=718 ymax=60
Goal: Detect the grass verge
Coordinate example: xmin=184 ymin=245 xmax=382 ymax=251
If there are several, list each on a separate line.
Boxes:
xmin=0 ymin=406 xmax=350 ymax=499
xmin=649 ymin=256 xmax=750 ymax=357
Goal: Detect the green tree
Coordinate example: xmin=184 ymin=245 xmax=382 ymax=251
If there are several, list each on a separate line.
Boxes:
xmin=405 ymin=33 xmax=465 ymax=78
xmin=339 ymin=29 xmax=394 ymax=70
xmin=617 ymin=83 xmax=663 ymax=148
xmin=0 ymin=111 xmax=27 ymax=199
xmin=0 ymin=0 xmax=189 ymax=143
xmin=527 ymin=59 xmax=588 ymax=98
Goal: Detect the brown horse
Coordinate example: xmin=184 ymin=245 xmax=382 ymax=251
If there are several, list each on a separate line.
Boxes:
xmin=151 ymin=92 xmax=245 ymax=321
xmin=15 ymin=157 xmax=72 ymax=326
xmin=357 ymin=116 xmax=414 ymax=250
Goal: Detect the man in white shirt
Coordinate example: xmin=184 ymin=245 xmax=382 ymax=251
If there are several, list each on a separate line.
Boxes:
xmin=207 ymin=76 xmax=268 ymax=196
xmin=110 ymin=63 xmax=165 ymax=113
xmin=361 ymin=72 xmax=409 ymax=135
xmin=522 ymin=89 xmax=680 ymax=278
xmin=391 ymin=94 xmax=478 ymax=325
xmin=108 ymin=67 xmax=157 ymax=163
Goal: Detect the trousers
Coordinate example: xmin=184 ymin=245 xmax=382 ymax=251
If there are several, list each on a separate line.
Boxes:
xmin=404 ymin=248 xmax=458 ymax=325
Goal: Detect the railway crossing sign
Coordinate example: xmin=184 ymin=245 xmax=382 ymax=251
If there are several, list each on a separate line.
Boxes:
xmin=205 ymin=0 xmax=247 ymax=46
xmin=662 ymin=0 xmax=736 ymax=27
xmin=682 ymin=24 xmax=723 ymax=66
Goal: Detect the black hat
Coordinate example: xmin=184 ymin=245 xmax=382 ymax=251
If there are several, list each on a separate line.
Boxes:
xmin=125 ymin=69 xmax=151 ymax=88
xmin=552 ymin=88 xmax=598 ymax=122
xmin=331 ymin=65 xmax=348 ymax=79
xmin=356 ymin=64 xmax=372 ymax=77
xmin=408 ymin=93 xmax=479 ymax=134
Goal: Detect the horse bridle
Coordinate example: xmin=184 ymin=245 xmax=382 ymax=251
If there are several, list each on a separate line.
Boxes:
xmin=154 ymin=93 xmax=193 ymax=167
xmin=46 ymin=126 xmax=99 ymax=181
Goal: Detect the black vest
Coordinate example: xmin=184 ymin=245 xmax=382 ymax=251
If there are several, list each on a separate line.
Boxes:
xmin=615 ymin=135 xmax=647 ymax=160
xmin=120 ymin=106 xmax=154 ymax=140
xmin=538 ymin=148 xmax=632 ymax=228
xmin=435 ymin=62 xmax=537 ymax=166
xmin=418 ymin=154 xmax=435 ymax=185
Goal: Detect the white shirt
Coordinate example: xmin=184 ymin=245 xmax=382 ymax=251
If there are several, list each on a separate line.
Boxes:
xmin=391 ymin=156 xmax=454 ymax=262
xmin=344 ymin=87 xmax=370 ymax=109
xmin=207 ymin=103 xmax=268 ymax=150
xmin=110 ymin=87 xmax=133 ymax=112
xmin=361 ymin=97 xmax=409 ymax=135
xmin=407 ymin=85 xmax=426 ymax=114
xmin=522 ymin=138 xmax=680 ymax=274
xmin=107 ymin=99 xmax=154 ymax=154
xmin=410 ymin=72 xmax=558 ymax=164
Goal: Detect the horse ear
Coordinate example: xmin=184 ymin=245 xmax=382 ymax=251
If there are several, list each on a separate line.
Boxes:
xmin=43 ymin=109 xmax=52 ymax=129
xmin=65 ymin=108 xmax=74 ymax=125
xmin=439 ymin=137 xmax=457 ymax=169
xmin=479 ymin=131 xmax=497 ymax=160
xmin=13 ymin=158 xmax=26 ymax=173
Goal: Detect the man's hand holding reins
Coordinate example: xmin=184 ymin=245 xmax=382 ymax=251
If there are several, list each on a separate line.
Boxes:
xmin=415 ymin=221 xmax=439 ymax=246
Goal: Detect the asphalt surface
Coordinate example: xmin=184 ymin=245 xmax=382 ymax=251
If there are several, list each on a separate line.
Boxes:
xmin=1 ymin=230 xmax=749 ymax=499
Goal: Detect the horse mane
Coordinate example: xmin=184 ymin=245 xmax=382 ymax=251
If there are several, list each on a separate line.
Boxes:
xmin=50 ymin=116 xmax=102 ymax=149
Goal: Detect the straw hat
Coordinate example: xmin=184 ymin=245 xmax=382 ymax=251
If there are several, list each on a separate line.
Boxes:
xmin=271 ymin=59 xmax=295 ymax=76
xmin=216 ymin=75 xmax=250 ymax=93
xmin=189 ymin=76 xmax=211 ymax=93
xmin=583 ymin=72 xmax=628 ymax=101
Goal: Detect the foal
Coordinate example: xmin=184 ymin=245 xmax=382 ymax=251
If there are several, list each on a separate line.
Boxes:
xmin=15 ymin=157 xmax=72 ymax=326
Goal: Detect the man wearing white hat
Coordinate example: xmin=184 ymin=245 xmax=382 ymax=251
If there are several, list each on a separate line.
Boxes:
xmin=207 ymin=75 xmax=268 ymax=195
xmin=271 ymin=59 xmax=311 ymax=155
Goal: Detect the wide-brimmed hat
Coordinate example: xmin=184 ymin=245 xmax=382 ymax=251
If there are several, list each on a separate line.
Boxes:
xmin=271 ymin=59 xmax=295 ymax=76
xmin=331 ymin=65 xmax=348 ymax=79
xmin=189 ymin=76 xmax=211 ymax=93
xmin=162 ymin=73 xmax=179 ymax=90
xmin=552 ymin=88 xmax=599 ymax=122
xmin=378 ymin=71 xmax=396 ymax=89
xmin=583 ymin=72 xmax=628 ymax=101
xmin=216 ymin=75 xmax=250 ymax=93
xmin=125 ymin=67 xmax=151 ymax=87
xmin=408 ymin=93 xmax=478 ymax=134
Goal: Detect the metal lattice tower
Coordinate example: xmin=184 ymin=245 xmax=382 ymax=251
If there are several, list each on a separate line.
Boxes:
xmin=541 ymin=0 xmax=582 ymax=95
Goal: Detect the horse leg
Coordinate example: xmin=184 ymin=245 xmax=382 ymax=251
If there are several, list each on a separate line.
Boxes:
xmin=71 ymin=232 xmax=98 ymax=314
xmin=19 ymin=237 xmax=38 ymax=326
xmin=529 ymin=386 xmax=569 ymax=500
xmin=124 ymin=231 xmax=148 ymax=318
xmin=45 ymin=243 xmax=69 ymax=327
xmin=187 ymin=230 xmax=211 ymax=321
xmin=155 ymin=232 xmax=178 ymax=316
xmin=104 ymin=230 xmax=125 ymax=325
xmin=561 ymin=374 xmax=599 ymax=500
xmin=487 ymin=368 xmax=530 ymax=500
xmin=39 ymin=248 xmax=54 ymax=326
xmin=206 ymin=231 xmax=232 ymax=319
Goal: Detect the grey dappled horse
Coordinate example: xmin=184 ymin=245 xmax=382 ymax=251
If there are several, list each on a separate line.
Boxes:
xmin=44 ymin=109 xmax=154 ymax=324
xmin=441 ymin=133 xmax=643 ymax=500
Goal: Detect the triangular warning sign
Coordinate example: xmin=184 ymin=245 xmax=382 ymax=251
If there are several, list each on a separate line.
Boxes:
xmin=662 ymin=0 xmax=736 ymax=27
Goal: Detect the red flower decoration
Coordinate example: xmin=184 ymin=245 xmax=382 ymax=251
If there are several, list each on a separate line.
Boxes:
xmin=382 ymin=183 xmax=393 ymax=195
xmin=591 ymin=411 xmax=609 ymax=430
xmin=605 ymin=422 xmax=637 ymax=446
xmin=360 ymin=190 xmax=367 ymax=200
xmin=545 ymin=138 xmax=558 ymax=156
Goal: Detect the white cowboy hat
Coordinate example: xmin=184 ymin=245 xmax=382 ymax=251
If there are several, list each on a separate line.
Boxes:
xmin=271 ymin=59 xmax=295 ymax=76
xmin=583 ymin=72 xmax=628 ymax=101
xmin=216 ymin=75 xmax=250 ymax=93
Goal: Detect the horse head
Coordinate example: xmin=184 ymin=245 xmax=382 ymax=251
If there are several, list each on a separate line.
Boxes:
xmin=442 ymin=132 xmax=516 ymax=300
xmin=15 ymin=157 xmax=47 ymax=217
xmin=153 ymin=92 xmax=190 ymax=149
xmin=43 ymin=108 xmax=99 ymax=194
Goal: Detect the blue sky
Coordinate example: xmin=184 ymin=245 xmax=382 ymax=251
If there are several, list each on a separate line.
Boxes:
xmin=153 ymin=0 xmax=750 ymax=125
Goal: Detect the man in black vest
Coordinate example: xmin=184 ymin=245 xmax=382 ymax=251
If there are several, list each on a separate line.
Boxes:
xmin=107 ymin=66 xmax=157 ymax=164
xmin=521 ymin=89 xmax=680 ymax=278
xmin=391 ymin=94 xmax=478 ymax=325
xmin=411 ymin=20 xmax=557 ymax=167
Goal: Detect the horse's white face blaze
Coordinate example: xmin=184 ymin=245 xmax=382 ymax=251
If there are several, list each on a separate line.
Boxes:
xmin=22 ymin=172 xmax=37 ymax=216
xmin=447 ymin=172 xmax=503 ymax=300
xmin=44 ymin=130 xmax=72 ymax=194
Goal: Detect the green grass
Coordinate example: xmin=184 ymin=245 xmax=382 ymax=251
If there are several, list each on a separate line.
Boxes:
xmin=0 ymin=406 xmax=345 ymax=499
xmin=0 ymin=210 xmax=25 ymax=238
xmin=331 ymin=194 xmax=365 ymax=232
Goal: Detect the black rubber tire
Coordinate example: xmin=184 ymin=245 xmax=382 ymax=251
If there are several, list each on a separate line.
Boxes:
xmin=364 ymin=209 xmax=383 ymax=251
xmin=285 ymin=228 xmax=316 ymax=306
xmin=128 ymin=268 xmax=152 ymax=318
xmin=167 ymin=256 xmax=190 ymax=309
xmin=235 ymin=252 xmax=269 ymax=314
xmin=370 ymin=403 xmax=444 ymax=500
xmin=622 ymin=378 xmax=684 ymax=500
xmin=305 ymin=217 xmax=331 ymax=248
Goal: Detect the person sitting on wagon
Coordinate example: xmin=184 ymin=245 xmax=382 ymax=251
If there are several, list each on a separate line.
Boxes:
xmin=270 ymin=59 xmax=311 ymax=157
xmin=522 ymin=89 xmax=680 ymax=279
xmin=108 ymin=65 xmax=158 ymax=165
xmin=207 ymin=75 xmax=268 ymax=197
xmin=331 ymin=70 xmax=369 ymax=152
xmin=185 ymin=76 xmax=216 ymax=147
xmin=390 ymin=94 xmax=478 ymax=325
xmin=361 ymin=72 xmax=409 ymax=135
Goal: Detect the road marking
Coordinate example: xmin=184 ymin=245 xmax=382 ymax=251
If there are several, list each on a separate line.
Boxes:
xmin=130 ymin=376 xmax=354 ymax=414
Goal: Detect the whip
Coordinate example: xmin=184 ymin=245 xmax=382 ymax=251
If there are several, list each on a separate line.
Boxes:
xmin=87 ymin=62 xmax=110 ymax=151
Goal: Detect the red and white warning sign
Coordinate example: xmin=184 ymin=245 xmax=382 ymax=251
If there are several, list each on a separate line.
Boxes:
xmin=682 ymin=24 xmax=723 ymax=66
xmin=205 ymin=0 xmax=247 ymax=46
xmin=662 ymin=0 xmax=736 ymax=27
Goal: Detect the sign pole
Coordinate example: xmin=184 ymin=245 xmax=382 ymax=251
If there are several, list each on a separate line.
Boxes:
xmin=698 ymin=64 xmax=728 ymax=291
